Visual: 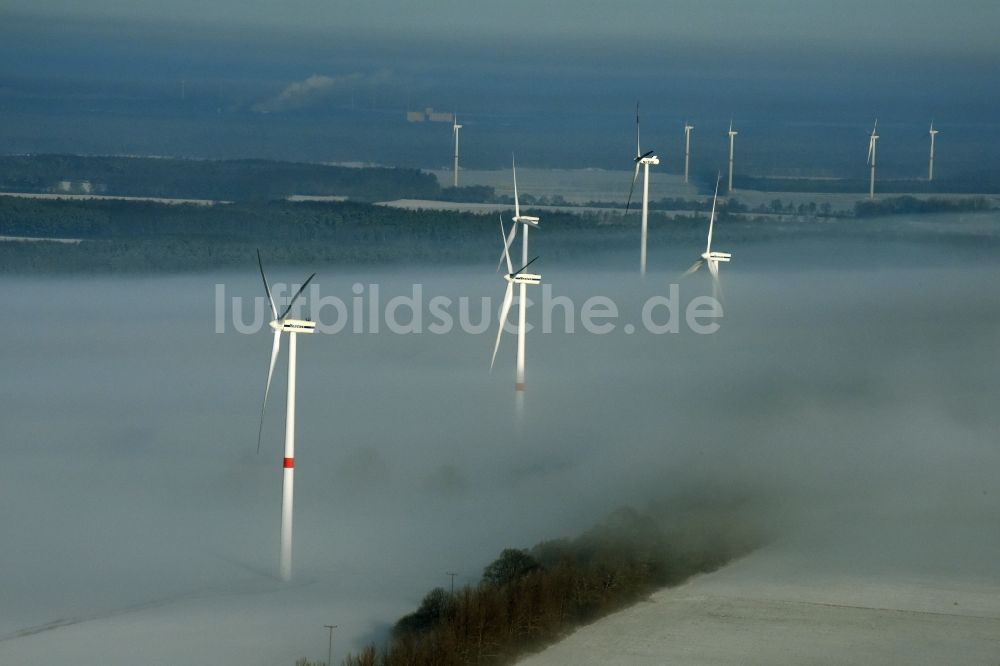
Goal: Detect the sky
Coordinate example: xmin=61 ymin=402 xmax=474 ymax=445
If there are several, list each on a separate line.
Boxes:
xmin=1 ymin=1 xmax=998 ymax=171
xmin=6 ymin=0 xmax=999 ymax=58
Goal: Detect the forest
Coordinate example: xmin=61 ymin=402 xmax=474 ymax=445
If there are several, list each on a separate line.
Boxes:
xmin=0 ymin=154 xmax=478 ymax=203
xmin=327 ymin=503 xmax=761 ymax=666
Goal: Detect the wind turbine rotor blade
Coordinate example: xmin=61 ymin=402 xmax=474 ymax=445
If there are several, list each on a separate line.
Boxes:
xmin=706 ymin=175 xmax=720 ymax=254
xmin=278 ymin=273 xmax=317 ymax=320
xmin=514 ymin=256 xmax=539 ymax=276
xmin=635 ymin=101 xmax=641 ymax=158
xmin=257 ymin=249 xmax=277 ymax=319
xmin=625 ymin=163 xmax=640 ymax=213
xmin=490 ymin=281 xmax=515 ymax=370
xmin=495 ymin=221 xmax=518 ymax=272
xmin=498 ymin=216 xmax=514 ymax=274
xmin=512 ymin=156 xmax=520 ymax=219
xmin=257 ymin=329 xmax=282 ymax=454
xmin=707 ymin=259 xmax=720 ymax=279
xmin=682 ymin=259 xmax=705 ymax=277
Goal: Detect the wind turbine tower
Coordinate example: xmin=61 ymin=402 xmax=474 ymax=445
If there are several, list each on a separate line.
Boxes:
xmin=452 ymin=114 xmax=463 ymax=187
xmin=867 ymin=119 xmax=879 ymax=200
xmin=928 ymin=121 xmax=938 ymax=182
xmin=256 ymin=251 xmax=316 ymax=582
xmin=727 ymin=120 xmax=738 ymax=193
xmin=683 ymin=122 xmax=694 ymax=183
xmin=625 ymin=103 xmax=659 ymax=276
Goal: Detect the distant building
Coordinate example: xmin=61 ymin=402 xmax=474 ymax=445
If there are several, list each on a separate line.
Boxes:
xmin=427 ymin=109 xmax=453 ymax=122
xmin=406 ymin=107 xmax=455 ymax=123
xmin=55 ymin=180 xmax=95 ymax=194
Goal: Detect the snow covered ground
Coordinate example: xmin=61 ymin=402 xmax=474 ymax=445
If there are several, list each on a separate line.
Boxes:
xmin=520 ymin=541 xmax=1000 ymax=665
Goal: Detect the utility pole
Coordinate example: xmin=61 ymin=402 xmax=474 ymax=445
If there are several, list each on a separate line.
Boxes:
xmin=323 ymin=624 xmax=338 ymax=666
xmin=446 ymin=572 xmax=457 ymax=595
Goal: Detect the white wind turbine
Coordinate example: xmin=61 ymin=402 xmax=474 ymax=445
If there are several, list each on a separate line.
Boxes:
xmin=683 ymin=177 xmax=730 ymax=300
xmin=256 ymin=250 xmax=316 ymax=582
xmin=867 ymin=119 xmax=879 ymax=200
xmin=491 ymin=216 xmax=540 ymax=392
xmin=495 ymin=160 xmax=540 ymax=392
xmin=683 ymin=121 xmax=694 ymax=184
xmin=727 ymin=120 xmax=738 ymax=193
xmin=625 ymin=102 xmax=659 ymax=276
xmin=928 ymin=121 xmax=939 ymax=182
xmin=452 ymin=113 xmax=463 ymax=187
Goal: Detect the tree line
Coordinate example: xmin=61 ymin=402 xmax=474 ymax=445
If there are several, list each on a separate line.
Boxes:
xmin=329 ymin=505 xmax=760 ymax=666
xmin=0 ymin=155 xmax=445 ymax=202
xmin=1 ymin=194 xmax=995 ymax=274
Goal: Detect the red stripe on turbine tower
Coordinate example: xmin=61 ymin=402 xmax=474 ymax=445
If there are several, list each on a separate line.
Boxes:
xmin=283 ymin=457 xmax=295 ymax=468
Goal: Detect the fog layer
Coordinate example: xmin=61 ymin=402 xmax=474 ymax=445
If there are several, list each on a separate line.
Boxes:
xmin=1 ymin=223 xmax=999 ymax=663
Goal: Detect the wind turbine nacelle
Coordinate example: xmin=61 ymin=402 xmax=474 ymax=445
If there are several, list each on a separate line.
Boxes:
xmin=505 ymin=273 xmax=541 ymax=285
xmin=640 ymin=155 xmax=660 ymax=165
xmin=513 ymin=215 xmax=540 ymax=227
xmin=702 ymin=251 xmax=731 ymax=262
xmin=271 ymin=319 xmax=317 ymax=334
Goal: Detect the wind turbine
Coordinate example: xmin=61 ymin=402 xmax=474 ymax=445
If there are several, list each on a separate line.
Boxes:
xmin=867 ymin=119 xmax=879 ymax=200
xmin=625 ymin=102 xmax=659 ymax=276
xmin=684 ymin=176 xmax=730 ymax=302
xmin=452 ymin=114 xmax=463 ymax=187
xmin=256 ymin=250 xmax=316 ymax=582
xmin=727 ymin=120 xmax=738 ymax=193
xmin=928 ymin=121 xmax=939 ymax=182
xmin=492 ymin=217 xmax=540 ymax=393
xmin=683 ymin=121 xmax=694 ymax=184
xmin=495 ymin=160 xmax=540 ymax=392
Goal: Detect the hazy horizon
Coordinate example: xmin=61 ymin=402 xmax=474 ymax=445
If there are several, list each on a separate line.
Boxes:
xmin=2 ymin=3 xmax=999 ymax=174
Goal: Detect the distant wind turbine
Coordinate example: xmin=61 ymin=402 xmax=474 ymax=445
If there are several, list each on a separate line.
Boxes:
xmin=625 ymin=102 xmax=659 ymax=275
xmin=867 ymin=119 xmax=879 ymax=200
xmin=727 ymin=120 xmax=738 ymax=194
xmin=683 ymin=121 xmax=694 ymax=184
xmin=684 ymin=176 xmax=730 ymax=302
xmin=494 ymin=160 xmax=540 ymax=393
xmin=492 ymin=216 xmax=540 ymax=394
xmin=256 ymin=250 xmax=316 ymax=582
xmin=452 ymin=114 xmax=463 ymax=187
xmin=928 ymin=121 xmax=939 ymax=182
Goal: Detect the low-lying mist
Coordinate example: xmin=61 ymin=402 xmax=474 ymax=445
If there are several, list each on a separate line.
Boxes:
xmin=1 ymin=221 xmax=999 ymax=664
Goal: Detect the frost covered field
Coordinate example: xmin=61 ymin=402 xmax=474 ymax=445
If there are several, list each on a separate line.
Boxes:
xmin=520 ymin=542 xmax=1000 ymax=665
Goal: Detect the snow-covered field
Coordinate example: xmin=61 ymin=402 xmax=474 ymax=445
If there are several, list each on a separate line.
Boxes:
xmin=427 ymin=167 xmax=1000 ymax=213
xmin=520 ymin=539 xmax=1000 ymax=665
xmin=428 ymin=167 xmax=698 ymax=204
xmin=0 ymin=191 xmax=229 ymax=205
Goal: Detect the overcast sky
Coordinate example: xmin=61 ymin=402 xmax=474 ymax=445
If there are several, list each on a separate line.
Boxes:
xmin=6 ymin=0 xmax=999 ymax=57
